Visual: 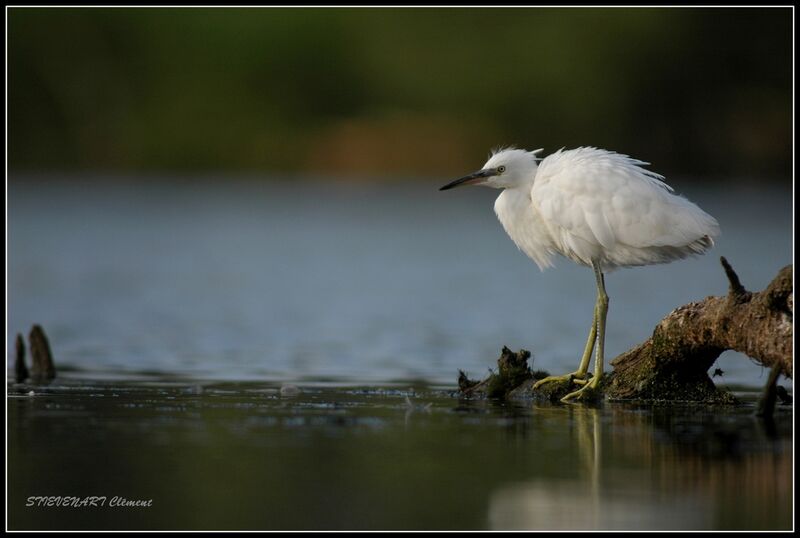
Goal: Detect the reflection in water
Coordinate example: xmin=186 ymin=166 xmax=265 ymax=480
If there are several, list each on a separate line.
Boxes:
xmin=489 ymin=477 xmax=710 ymax=530
xmin=487 ymin=406 xmax=702 ymax=530
xmin=7 ymin=381 xmax=792 ymax=531
xmin=488 ymin=405 xmax=790 ymax=530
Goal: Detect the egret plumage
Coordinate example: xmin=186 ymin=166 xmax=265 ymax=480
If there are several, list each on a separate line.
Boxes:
xmin=440 ymin=146 xmax=720 ymax=402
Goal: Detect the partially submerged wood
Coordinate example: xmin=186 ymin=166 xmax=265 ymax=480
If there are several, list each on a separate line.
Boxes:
xmin=459 ymin=346 xmax=549 ymax=399
xmin=459 ymin=259 xmax=792 ymax=403
xmin=28 ymin=324 xmax=56 ymax=383
xmin=15 ymin=334 xmax=28 ymax=383
xmin=459 ymin=347 xmax=606 ymax=402
xmin=756 ymin=364 xmax=783 ymax=419
xmin=607 ymin=258 xmax=791 ymax=402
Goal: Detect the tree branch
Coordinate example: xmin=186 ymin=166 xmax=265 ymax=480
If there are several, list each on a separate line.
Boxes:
xmin=607 ymin=259 xmax=792 ymax=401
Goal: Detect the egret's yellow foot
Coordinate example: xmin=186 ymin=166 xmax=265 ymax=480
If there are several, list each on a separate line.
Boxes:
xmin=533 ymin=371 xmax=586 ymax=391
xmin=561 ymin=373 xmax=603 ymax=403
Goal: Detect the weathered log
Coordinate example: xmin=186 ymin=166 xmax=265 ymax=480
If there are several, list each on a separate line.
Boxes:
xmin=15 ymin=334 xmax=28 ymax=383
xmin=458 ymin=347 xmax=549 ymax=399
xmin=606 ymin=258 xmax=792 ymax=401
xmin=756 ymin=364 xmax=783 ymax=419
xmin=29 ymin=324 xmax=56 ymax=383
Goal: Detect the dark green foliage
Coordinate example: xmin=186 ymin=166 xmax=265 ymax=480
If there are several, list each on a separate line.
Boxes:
xmin=8 ymin=8 xmax=792 ymax=177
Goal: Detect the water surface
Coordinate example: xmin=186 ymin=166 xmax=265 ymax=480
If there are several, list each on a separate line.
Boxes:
xmin=6 ymin=176 xmax=794 ymax=530
xmin=7 ymin=380 xmax=793 ymax=530
xmin=7 ymin=176 xmax=793 ymax=388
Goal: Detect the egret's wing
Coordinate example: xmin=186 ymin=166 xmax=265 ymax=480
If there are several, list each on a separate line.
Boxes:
xmin=532 ymin=147 xmax=719 ymax=266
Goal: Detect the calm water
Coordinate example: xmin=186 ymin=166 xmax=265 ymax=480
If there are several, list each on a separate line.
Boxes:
xmin=6 ymin=176 xmax=794 ymax=387
xmin=6 ymin=380 xmax=793 ymax=530
xmin=6 ymin=176 xmax=794 ymax=530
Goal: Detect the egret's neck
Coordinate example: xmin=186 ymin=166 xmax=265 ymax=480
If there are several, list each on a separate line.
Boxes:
xmin=494 ymin=186 xmax=530 ymax=219
xmin=493 ymin=183 xmax=555 ymax=270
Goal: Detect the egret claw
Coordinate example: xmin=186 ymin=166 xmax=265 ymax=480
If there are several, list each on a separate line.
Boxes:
xmin=532 ymin=372 xmax=585 ymax=391
xmin=561 ymin=374 xmax=603 ymax=403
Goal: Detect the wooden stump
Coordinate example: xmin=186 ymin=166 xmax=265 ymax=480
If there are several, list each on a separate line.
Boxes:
xmin=28 ymin=324 xmax=56 ymax=383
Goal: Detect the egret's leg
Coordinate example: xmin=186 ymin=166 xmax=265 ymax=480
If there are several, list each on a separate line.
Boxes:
xmin=562 ymin=263 xmax=608 ymax=402
xmin=572 ymin=303 xmax=599 ymax=383
xmin=532 ymin=288 xmax=599 ymax=390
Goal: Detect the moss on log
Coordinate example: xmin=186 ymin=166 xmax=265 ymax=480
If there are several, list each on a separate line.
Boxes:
xmin=458 ymin=346 xmax=550 ymax=399
xmin=606 ymin=259 xmax=792 ymax=402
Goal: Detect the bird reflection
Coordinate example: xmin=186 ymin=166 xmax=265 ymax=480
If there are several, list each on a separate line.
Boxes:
xmin=487 ymin=405 xmax=712 ymax=530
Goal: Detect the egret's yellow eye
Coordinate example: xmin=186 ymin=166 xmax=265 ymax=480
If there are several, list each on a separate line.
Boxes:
xmin=497 ymin=166 xmax=506 ymax=173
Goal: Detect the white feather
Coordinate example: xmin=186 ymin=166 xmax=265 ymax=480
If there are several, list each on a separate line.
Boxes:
xmin=488 ymin=146 xmax=719 ymax=271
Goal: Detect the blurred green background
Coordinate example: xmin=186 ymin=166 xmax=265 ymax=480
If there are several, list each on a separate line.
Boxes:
xmin=8 ymin=7 xmax=792 ymax=179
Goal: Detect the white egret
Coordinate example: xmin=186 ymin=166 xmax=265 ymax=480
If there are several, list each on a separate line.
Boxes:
xmin=440 ymin=147 xmax=720 ymax=402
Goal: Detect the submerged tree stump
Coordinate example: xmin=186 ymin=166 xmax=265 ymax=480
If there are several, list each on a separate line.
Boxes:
xmin=458 ymin=347 xmax=549 ymax=399
xmin=459 ymin=259 xmax=793 ymax=403
xmin=25 ymin=324 xmax=57 ymax=383
xmin=15 ymin=334 xmax=28 ymax=383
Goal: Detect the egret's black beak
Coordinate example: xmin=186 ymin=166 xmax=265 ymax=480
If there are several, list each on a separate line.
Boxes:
xmin=439 ymin=169 xmax=498 ymax=191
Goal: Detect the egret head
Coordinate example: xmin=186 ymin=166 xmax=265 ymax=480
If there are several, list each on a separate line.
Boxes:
xmin=439 ymin=148 xmax=542 ymax=191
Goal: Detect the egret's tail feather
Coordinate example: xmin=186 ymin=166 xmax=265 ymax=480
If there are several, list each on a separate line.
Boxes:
xmin=691 ymin=234 xmax=714 ymax=253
